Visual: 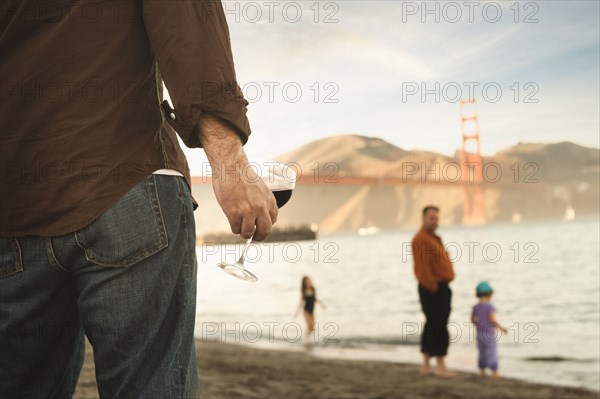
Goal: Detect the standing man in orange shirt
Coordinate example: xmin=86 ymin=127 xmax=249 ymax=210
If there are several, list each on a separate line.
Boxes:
xmin=411 ymin=206 xmax=456 ymax=377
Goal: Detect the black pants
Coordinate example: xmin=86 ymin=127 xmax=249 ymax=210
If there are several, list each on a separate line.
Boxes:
xmin=418 ymin=282 xmax=452 ymax=357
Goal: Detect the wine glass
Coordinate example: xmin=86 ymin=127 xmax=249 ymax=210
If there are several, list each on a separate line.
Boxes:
xmin=217 ymin=162 xmax=296 ymax=282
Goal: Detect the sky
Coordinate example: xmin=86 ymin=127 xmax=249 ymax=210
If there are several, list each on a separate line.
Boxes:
xmin=171 ymin=0 xmax=600 ymax=175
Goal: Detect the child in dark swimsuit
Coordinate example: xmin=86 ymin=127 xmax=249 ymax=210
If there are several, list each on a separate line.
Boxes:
xmin=304 ymin=292 xmax=316 ymax=315
xmin=295 ymin=276 xmax=326 ymax=338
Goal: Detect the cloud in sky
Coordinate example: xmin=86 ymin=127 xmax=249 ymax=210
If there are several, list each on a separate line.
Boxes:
xmin=177 ymin=1 xmax=599 ymax=174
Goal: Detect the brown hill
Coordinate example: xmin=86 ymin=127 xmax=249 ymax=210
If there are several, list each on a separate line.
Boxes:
xmin=276 ymin=135 xmax=411 ymax=179
xmin=277 ymin=135 xmax=460 ymax=186
xmin=270 ymin=135 xmax=599 ymax=233
xmin=277 ymin=135 xmax=599 ymax=185
xmin=493 ymin=141 xmax=600 ymax=183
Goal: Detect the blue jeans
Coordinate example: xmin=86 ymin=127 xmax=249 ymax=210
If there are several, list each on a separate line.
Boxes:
xmin=0 ymin=174 xmax=199 ymax=398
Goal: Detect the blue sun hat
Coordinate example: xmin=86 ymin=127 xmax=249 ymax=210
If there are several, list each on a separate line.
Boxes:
xmin=476 ymin=281 xmax=493 ymax=297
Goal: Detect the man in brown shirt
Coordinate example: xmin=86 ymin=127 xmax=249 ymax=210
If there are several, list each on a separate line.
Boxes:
xmin=0 ymin=1 xmax=277 ymax=397
xmin=411 ymin=205 xmax=456 ymax=377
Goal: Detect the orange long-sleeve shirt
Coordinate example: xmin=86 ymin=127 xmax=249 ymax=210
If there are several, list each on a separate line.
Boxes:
xmin=411 ymin=227 xmax=455 ymax=293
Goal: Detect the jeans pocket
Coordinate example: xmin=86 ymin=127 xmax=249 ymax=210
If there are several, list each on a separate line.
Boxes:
xmin=0 ymin=238 xmax=23 ymax=279
xmin=75 ymin=174 xmax=169 ymax=267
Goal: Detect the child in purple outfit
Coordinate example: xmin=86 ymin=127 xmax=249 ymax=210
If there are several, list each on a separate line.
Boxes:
xmin=471 ymin=281 xmax=508 ymax=378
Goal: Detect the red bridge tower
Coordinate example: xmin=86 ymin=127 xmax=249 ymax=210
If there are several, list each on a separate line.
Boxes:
xmin=460 ymin=99 xmax=486 ymax=225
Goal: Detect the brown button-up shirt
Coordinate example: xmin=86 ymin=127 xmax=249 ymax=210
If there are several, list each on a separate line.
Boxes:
xmin=411 ymin=227 xmax=455 ymax=293
xmin=1 ymin=0 xmax=251 ymax=237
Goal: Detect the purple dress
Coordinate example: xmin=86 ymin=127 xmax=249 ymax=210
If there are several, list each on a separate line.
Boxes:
xmin=472 ymin=302 xmax=499 ymax=370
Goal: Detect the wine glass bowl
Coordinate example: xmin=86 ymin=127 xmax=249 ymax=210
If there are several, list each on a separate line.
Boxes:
xmin=216 ymin=162 xmax=296 ymax=282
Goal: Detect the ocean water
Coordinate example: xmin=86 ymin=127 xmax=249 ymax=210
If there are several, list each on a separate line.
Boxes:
xmin=194 ymin=217 xmax=600 ymax=391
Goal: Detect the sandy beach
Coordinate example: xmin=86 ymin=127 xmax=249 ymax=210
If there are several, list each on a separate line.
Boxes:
xmin=73 ymin=339 xmax=598 ymax=399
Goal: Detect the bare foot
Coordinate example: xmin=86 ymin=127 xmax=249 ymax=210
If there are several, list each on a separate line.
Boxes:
xmin=419 ymin=366 xmax=432 ymax=376
xmin=434 ymin=369 xmax=457 ymax=378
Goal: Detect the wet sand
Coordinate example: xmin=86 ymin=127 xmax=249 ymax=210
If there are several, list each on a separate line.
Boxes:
xmin=74 ymin=339 xmax=598 ymax=399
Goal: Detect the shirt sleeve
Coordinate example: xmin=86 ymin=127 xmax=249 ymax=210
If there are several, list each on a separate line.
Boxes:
xmin=142 ymin=0 xmax=251 ymax=148
xmin=412 ymin=237 xmax=439 ymax=293
xmin=434 ymin=254 xmax=455 ymax=282
xmin=431 ymin=239 xmax=455 ymax=283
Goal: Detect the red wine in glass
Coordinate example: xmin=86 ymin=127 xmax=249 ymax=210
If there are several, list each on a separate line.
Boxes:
xmin=217 ymin=163 xmax=296 ymax=282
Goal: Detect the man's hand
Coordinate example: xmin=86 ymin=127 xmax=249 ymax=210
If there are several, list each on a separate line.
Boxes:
xmin=211 ymin=163 xmax=277 ymax=241
xmin=198 ymin=113 xmax=278 ymax=241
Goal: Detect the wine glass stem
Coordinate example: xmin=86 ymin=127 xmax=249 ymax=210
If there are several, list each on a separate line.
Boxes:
xmin=237 ymin=236 xmax=253 ymax=264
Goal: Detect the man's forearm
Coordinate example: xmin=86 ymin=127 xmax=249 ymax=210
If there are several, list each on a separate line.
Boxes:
xmin=197 ymin=112 xmax=277 ymax=241
xmin=197 ymin=112 xmax=250 ymax=180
